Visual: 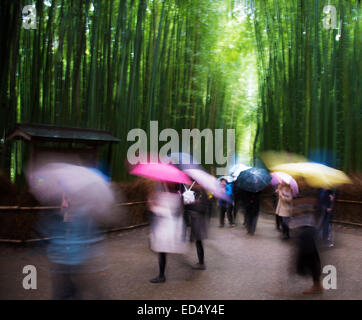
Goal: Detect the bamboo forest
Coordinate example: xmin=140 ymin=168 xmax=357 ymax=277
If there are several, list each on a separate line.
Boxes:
xmin=1 ymin=0 xmax=362 ymax=302
xmin=1 ymin=0 xmax=361 ymax=182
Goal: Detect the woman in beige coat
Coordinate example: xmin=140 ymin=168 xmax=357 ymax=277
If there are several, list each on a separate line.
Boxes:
xmin=276 ymin=182 xmax=293 ymax=239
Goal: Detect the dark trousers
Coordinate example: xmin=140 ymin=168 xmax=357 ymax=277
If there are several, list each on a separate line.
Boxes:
xmin=219 ymin=204 xmax=233 ymax=225
xmin=281 ymin=217 xmax=290 ymax=238
xmin=158 ymin=252 xmax=166 ymax=277
xmin=320 ymin=209 xmax=333 ymax=242
xmin=51 ymin=264 xmax=80 ymax=300
xmin=233 ymin=198 xmax=241 ymax=222
xmin=275 ymin=215 xmax=282 ymax=230
xmin=196 ymin=240 xmax=204 ymax=264
xmin=296 ymin=227 xmax=321 ymax=283
xmin=245 ymin=209 xmax=259 ymax=234
xmin=52 ymin=272 xmax=78 ymax=300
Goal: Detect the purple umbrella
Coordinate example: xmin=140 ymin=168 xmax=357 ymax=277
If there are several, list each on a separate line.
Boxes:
xmin=271 ymin=171 xmax=299 ymax=196
xmin=183 ymin=168 xmax=229 ymax=201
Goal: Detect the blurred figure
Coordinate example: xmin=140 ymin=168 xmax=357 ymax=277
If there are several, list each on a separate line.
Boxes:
xmin=218 ymin=179 xmax=234 ymax=227
xmin=233 ymin=187 xmax=246 ymax=226
xmin=318 ymin=188 xmax=336 ymax=247
xmin=183 ymin=184 xmax=210 ymax=270
xmin=29 ymin=162 xmax=117 ymax=299
xmin=240 ymin=190 xmax=261 ymax=235
xmin=149 ymin=182 xmax=186 ymax=283
xmin=275 ymin=182 xmax=293 ymax=239
xmin=234 ymin=167 xmax=271 ymax=230
xmin=273 ymin=190 xmax=282 ymax=231
xmin=225 ymin=179 xmax=235 ymax=226
xmin=46 ymin=205 xmax=106 ymax=299
xmin=290 ymin=186 xmax=323 ymax=294
xmin=270 ymin=171 xmax=299 ymax=233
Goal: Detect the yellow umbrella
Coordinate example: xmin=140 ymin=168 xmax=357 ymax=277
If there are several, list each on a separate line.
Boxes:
xmin=271 ymin=162 xmax=353 ymax=188
xmin=261 ymin=151 xmax=307 ymax=170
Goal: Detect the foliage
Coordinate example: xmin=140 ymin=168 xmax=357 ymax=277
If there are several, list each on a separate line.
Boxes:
xmin=251 ymin=0 xmax=361 ymax=172
xmin=0 ymin=0 xmax=257 ymax=182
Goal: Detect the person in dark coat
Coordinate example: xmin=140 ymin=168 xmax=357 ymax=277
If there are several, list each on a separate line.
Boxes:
xmin=183 ymin=184 xmax=210 ymax=270
xmin=289 ymin=185 xmax=323 ymax=294
xmin=218 ymin=179 xmax=234 ymax=227
xmin=239 ymin=189 xmax=261 ymax=235
xmin=318 ymin=188 xmax=336 ymax=247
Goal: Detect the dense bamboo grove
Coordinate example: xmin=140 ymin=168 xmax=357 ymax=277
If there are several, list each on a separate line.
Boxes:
xmin=1 ymin=0 xmax=360 ymax=185
xmin=251 ymin=0 xmax=361 ymax=172
xmin=0 ymin=0 xmax=255 ymax=182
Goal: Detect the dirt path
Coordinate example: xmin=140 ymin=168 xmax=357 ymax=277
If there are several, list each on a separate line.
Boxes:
xmin=1 ymin=213 xmax=361 ymax=300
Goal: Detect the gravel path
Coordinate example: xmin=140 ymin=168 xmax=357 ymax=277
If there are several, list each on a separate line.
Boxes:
xmin=1 ymin=213 xmax=361 ymax=300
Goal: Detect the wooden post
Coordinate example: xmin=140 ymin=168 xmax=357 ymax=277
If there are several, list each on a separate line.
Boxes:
xmin=107 ymin=143 xmax=113 ymax=174
xmin=28 ymin=140 xmax=35 ymax=185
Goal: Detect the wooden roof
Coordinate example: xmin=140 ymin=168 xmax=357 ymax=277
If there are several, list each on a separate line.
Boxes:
xmin=6 ymin=123 xmax=120 ymax=144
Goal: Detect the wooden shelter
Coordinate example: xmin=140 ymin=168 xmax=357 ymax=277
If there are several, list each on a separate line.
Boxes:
xmin=6 ymin=123 xmax=120 ymax=177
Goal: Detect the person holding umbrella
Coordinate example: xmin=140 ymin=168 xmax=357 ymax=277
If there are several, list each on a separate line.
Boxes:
xmin=268 ymin=160 xmax=352 ymax=294
xmin=275 ymin=182 xmax=293 ymax=239
xmin=235 ymin=167 xmax=271 ymax=235
xmin=229 ymin=164 xmax=251 ymax=224
xmin=182 ymin=183 xmax=210 ymax=270
xmin=130 ymin=162 xmax=192 ymax=283
xmin=289 ymin=183 xmax=323 ymax=294
xmin=180 ymin=166 xmax=229 ymax=269
xmin=239 ymin=189 xmax=261 ymax=235
xmin=166 ymin=153 xmax=229 ymax=270
xmin=29 ymin=163 xmax=116 ymax=299
xmin=271 ymin=171 xmax=299 ymax=234
xmin=148 ymin=182 xmax=187 ymax=283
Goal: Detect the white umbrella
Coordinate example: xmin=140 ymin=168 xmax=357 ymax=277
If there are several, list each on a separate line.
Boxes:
xmin=229 ymin=164 xmax=251 ymax=180
xmin=29 ymin=162 xmax=115 ymax=217
xmin=183 ymin=168 xmax=229 ymax=201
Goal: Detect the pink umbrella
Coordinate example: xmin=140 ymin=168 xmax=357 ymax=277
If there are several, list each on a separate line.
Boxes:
xmin=184 ymin=168 xmax=229 ymax=201
xmin=271 ymin=171 xmax=299 ymax=196
xmin=130 ymin=162 xmax=193 ymax=185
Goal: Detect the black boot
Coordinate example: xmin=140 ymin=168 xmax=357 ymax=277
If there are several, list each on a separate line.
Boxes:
xmin=150 ymin=276 xmax=166 ymax=283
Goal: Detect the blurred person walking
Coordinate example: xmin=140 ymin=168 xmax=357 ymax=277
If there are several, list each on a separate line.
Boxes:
xmin=128 ymin=161 xmax=193 ymax=283
xmin=239 ymin=190 xmax=261 ymax=235
xmin=183 ymin=184 xmax=210 ymax=270
xmin=274 ymin=191 xmax=282 ymax=231
xmin=318 ymin=188 xmax=336 ymax=247
xmin=275 ymin=182 xmax=293 ymax=239
xmin=218 ymin=178 xmax=234 ymax=227
xmin=233 ymin=188 xmax=246 ymax=226
xmin=149 ymin=182 xmax=186 ymax=283
xmin=234 ymin=167 xmax=271 ymax=233
xmin=29 ymin=163 xmax=116 ymax=299
xmin=270 ymin=172 xmax=299 ymax=233
xmin=290 ymin=185 xmax=323 ymax=294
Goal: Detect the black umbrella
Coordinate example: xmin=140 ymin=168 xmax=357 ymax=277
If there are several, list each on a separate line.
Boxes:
xmin=235 ymin=167 xmax=271 ymax=192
